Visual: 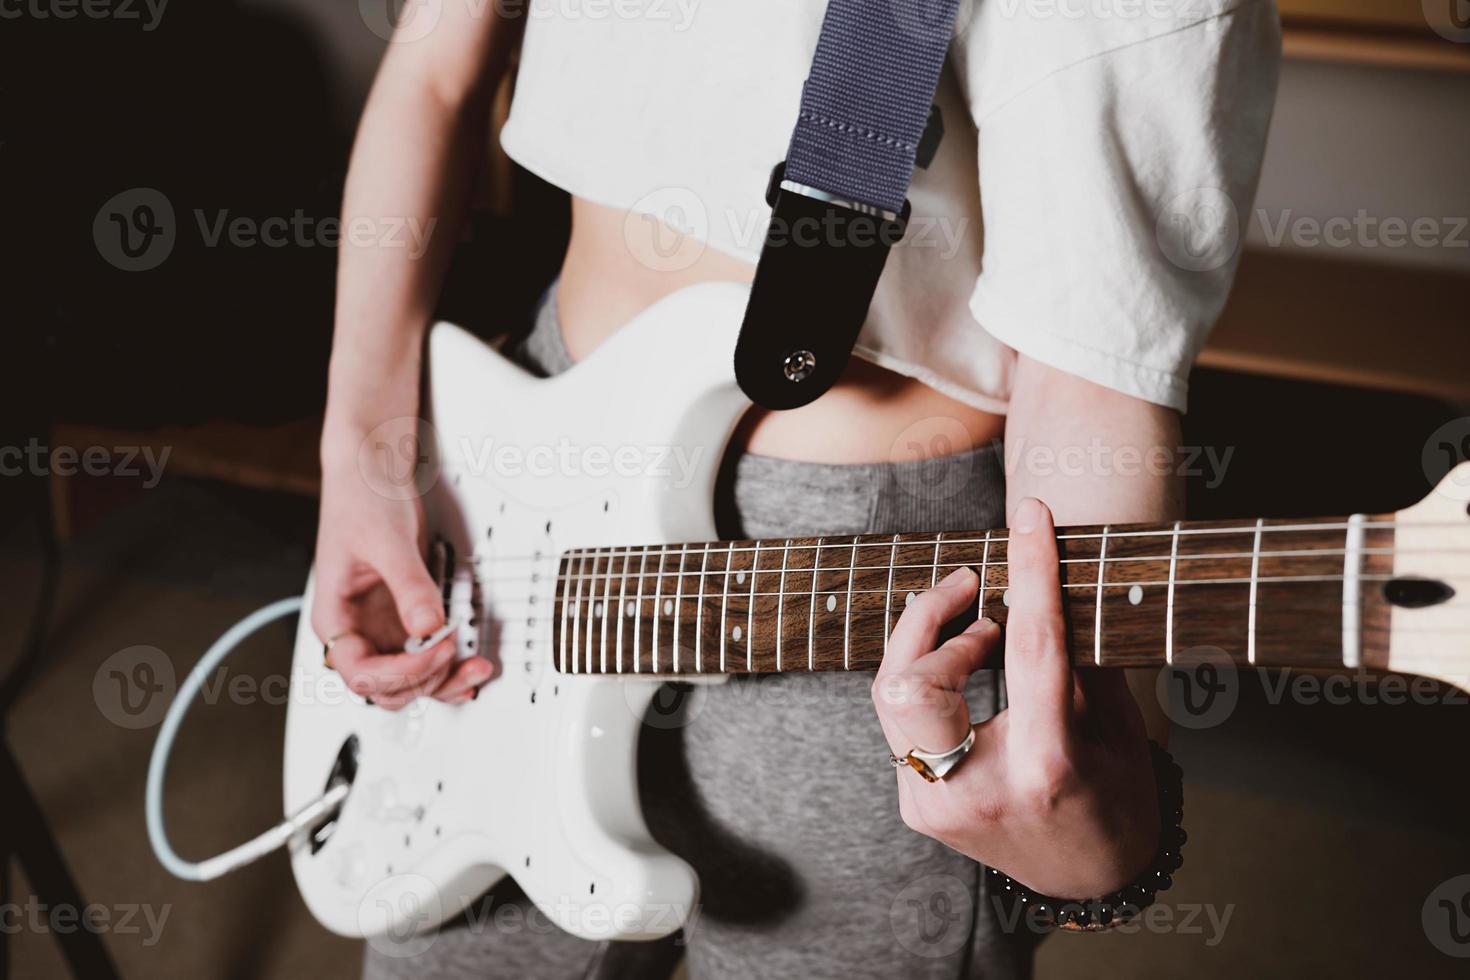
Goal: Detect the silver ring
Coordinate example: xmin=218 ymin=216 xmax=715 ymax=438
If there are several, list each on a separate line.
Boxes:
xmin=889 ymin=729 xmax=976 ymax=783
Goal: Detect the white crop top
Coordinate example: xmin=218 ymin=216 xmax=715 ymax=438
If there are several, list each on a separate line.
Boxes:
xmin=500 ymin=0 xmax=1281 ymax=412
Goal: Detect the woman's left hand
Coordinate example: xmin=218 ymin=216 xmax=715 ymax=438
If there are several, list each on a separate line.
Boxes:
xmin=871 ymin=496 xmax=1160 ymax=898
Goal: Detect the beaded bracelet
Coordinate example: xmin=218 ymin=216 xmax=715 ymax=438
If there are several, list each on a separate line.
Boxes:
xmin=987 ymin=740 xmax=1186 ymax=933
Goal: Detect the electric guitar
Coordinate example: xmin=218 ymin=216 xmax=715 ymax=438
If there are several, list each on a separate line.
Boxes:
xmin=283 ymin=282 xmax=1470 ymax=943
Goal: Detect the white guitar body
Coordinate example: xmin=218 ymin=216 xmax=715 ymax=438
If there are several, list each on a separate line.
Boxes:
xmin=283 ymin=283 xmax=754 ymax=943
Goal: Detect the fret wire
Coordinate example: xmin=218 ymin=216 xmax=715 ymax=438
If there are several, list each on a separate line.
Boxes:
xmin=720 ymin=541 xmax=734 ymax=672
xmin=978 ymin=529 xmax=991 ymax=620
xmin=695 ymin=543 xmax=709 ymax=674
xmin=652 ymin=548 xmax=667 ymax=673
xmin=615 ymin=546 xmax=628 ymax=674
xmin=1165 ymin=520 xmax=1181 ymax=666
xmin=807 ymin=537 xmax=822 ymax=671
xmin=556 ymin=554 xmax=569 ymax=675
xmin=884 ymin=534 xmax=900 ymax=656
xmin=571 ymin=550 xmax=588 ymax=675
xmin=747 ymin=541 xmax=758 ymax=672
xmin=672 ymin=544 xmax=687 ymax=674
xmin=1343 ymin=514 xmax=1365 ymax=670
xmin=776 ymin=540 xmax=791 ymax=672
xmin=844 ymin=535 xmax=859 ymax=671
xmin=931 ymin=532 xmax=942 ymax=588
xmin=633 ymin=549 xmax=647 ymax=674
xmin=584 ymin=547 xmax=597 ymax=674
xmin=1094 ymin=525 xmax=1108 ymax=667
xmin=1247 ymin=518 xmax=1263 ymax=666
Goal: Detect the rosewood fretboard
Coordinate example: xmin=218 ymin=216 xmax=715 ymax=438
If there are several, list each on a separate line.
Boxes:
xmin=550 ymin=516 xmax=1396 ymax=676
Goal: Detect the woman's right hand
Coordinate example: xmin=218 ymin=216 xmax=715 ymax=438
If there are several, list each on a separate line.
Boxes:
xmin=310 ymin=431 xmax=496 ymax=711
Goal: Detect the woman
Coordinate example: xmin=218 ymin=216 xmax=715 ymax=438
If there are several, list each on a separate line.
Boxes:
xmin=312 ymin=1 xmax=1280 ymax=976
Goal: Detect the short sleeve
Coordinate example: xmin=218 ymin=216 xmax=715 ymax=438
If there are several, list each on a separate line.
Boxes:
xmin=958 ymin=1 xmax=1282 ymax=411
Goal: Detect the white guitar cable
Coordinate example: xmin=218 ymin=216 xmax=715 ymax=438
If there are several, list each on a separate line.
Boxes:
xmin=145 ymin=596 xmax=349 ymax=881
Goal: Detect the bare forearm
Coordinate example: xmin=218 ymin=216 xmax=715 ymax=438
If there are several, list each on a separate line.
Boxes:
xmin=323 ymin=14 xmax=520 ymax=462
xmin=1004 ymin=354 xmax=1183 ymax=739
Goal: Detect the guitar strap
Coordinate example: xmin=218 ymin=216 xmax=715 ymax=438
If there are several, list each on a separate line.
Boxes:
xmin=735 ymin=0 xmax=963 ymax=409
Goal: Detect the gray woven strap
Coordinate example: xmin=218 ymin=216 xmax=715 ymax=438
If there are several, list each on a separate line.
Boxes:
xmin=783 ymin=0 xmax=963 ymax=215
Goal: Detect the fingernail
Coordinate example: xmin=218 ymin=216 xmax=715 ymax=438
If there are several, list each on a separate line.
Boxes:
xmin=940 ymin=565 xmax=977 ymax=587
xmin=407 ymin=604 xmax=441 ymax=635
xmin=1013 ymin=497 xmax=1043 ymax=534
xmin=965 ymin=617 xmax=998 ymax=634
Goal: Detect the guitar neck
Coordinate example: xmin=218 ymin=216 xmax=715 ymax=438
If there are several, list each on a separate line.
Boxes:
xmin=550 ymin=515 xmax=1397 ymax=676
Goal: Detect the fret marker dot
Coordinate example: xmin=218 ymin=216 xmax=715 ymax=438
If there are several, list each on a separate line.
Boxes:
xmin=905 ymin=591 xmax=916 ymax=607
xmin=826 ymin=595 xmax=837 ymax=613
xmin=736 ymin=571 xmax=746 ymax=585
xmin=663 ymin=599 xmax=674 ymax=615
xmin=732 ymin=625 xmax=742 ymax=642
xmin=625 ymin=601 xmax=635 ymax=617
xmin=1128 ymin=585 xmax=1143 ymax=606
xmin=593 ymin=602 xmax=603 ymax=618
xmin=1002 ymin=589 xmax=1010 ymax=607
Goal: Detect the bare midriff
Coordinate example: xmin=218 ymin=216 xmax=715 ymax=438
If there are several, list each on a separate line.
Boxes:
xmin=555 ymin=197 xmax=1005 ymax=464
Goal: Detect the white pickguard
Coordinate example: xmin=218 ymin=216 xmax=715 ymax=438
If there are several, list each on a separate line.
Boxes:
xmin=283 ymin=282 xmax=754 ymax=942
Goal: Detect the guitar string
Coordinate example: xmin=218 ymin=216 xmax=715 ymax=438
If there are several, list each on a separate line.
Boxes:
xmin=443 ymin=516 xmax=1467 ymax=566
xmin=467 ymin=545 xmax=1464 ymax=589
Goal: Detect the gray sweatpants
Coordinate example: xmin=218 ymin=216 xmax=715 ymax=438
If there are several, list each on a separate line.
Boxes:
xmin=364 ymin=292 xmax=1031 ymax=980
